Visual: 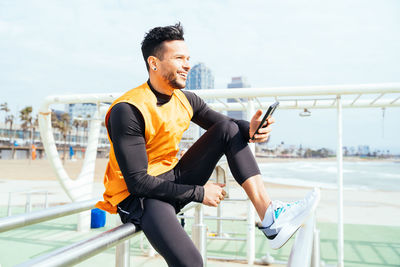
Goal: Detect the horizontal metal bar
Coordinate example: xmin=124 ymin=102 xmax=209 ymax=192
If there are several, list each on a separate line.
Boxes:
xmin=207 ymin=255 xmax=247 ymax=261
xmin=223 ymin=198 xmax=248 ymax=202
xmin=207 ymin=236 xmax=246 ymax=241
xmin=9 ymin=189 xmax=48 ymax=195
xmin=277 ymin=97 xmax=336 ymax=102
xmin=195 ymin=83 xmax=400 ymax=98
xmin=205 ymin=216 xmax=246 ymax=221
xmin=208 ymin=99 xmax=400 ymax=111
xmin=0 ymin=199 xmax=98 ymax=233
xmin=16 ymin=223 xmax=140 ymax=267
xmin=177 ymin=215 xmax=246 ymax=221
xmin=38 ymin=83 xmax=400 ymax=106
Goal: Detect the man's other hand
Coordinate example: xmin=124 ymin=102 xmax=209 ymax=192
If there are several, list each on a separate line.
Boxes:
xmin=249 ymin=109 xmax=275 ymax=143
xmin=202 ymin=182 xmax=226 ymax=207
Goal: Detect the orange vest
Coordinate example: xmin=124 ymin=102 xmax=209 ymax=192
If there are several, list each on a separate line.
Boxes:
xmin=96 ymin=82 xmax=193 ymax=213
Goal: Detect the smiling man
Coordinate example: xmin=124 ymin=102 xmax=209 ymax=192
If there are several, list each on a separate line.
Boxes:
xmin=96 ymin=23 xmax=320 ymax=267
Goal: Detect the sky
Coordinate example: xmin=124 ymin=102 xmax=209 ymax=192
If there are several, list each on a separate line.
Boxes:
xmin=1 ymin=0 xmax=399 ymax=153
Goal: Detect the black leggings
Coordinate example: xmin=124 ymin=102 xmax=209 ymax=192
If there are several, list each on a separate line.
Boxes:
xmin=124 ymin=120 xmax=260 ymax=267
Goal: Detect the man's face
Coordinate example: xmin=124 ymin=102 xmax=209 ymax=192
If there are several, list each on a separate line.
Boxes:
xmin=157 ymin=40 xmax=191 ymax=90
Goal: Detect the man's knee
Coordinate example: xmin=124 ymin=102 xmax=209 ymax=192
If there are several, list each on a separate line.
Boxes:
xmin=214 ymin=120 xmax=239 ymax=139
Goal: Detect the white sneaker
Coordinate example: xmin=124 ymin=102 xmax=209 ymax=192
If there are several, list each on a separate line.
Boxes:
xmin=258 ymin=187 xmax=320 ymax=249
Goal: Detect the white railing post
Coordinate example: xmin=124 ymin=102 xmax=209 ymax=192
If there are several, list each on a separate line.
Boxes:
xmin=192 ymin=204 xmax=207 ymax=266
xmin=216 ymin=204 xmax=222 ymax=236
xmin=115 ymin=218 xmax=130 ymax=267
xmin=246 ymin=199 xmax=255 ymax=264
xmin=115 ymin=239 xmax=130 ymax=267
xmin=115 ymin=216 xmax=130 ymax=267
xmin=246 ymin=97 xmax=256 ymax=264
xmin=337 ymin=95 xmax=344 ymax=267
xmin=216 ymin=165 xmax=226 ymax=236
xmin=288 ymin=214 xmax=316 ymax=267
xmin=247 ymin=98 xmax=255 ymax=154
xmin=311 ymin=228 xmax=321 ymax=267
xmin=25 ymin=192 xmax=32 ymax=213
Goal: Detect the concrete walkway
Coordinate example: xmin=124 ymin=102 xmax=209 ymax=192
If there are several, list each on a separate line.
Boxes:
xmin=1 ymin=178 xmax=400 ymax=266
xmin=0 ymin=209 xmax=285 ymax=267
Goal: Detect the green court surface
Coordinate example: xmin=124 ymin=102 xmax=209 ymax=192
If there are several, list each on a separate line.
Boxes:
xmin=0 ymin=208 xmax=399 ymax=267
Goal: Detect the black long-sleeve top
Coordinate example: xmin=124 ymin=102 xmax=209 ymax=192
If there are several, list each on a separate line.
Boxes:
xmin=108 ymin=81 xmax=250 ymax=205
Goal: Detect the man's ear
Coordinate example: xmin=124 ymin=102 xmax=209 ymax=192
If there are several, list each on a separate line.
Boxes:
xmin=148 ymin=56 xmax=158 ymax=71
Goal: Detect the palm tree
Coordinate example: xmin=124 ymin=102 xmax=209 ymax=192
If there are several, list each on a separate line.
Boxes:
xmin=5 ymin=114 xmax=14 ymax=142
xmin=20 ymin=106 xmax=33 ymax=141
xmin=73 ymin=116 xmax=82 ymax=144
xmin=55 ymin=112 xmax=71 ymax=163
xmin=5 ymin=115 xmax=15 ymax=158
xmin=1 ymin=103 xmax=10 ymax=138
xmin=0 ymin=102 xmax=10 ymax=120
xmin=51 ymin=110 xmax=62 ymax=153
xmin=32 ymin=114 xmax=39 ymax=144
xmin=20 ymin=106 xmax=34 ymax=160
xmin=81 ymin=114 xmax=91 ymax=143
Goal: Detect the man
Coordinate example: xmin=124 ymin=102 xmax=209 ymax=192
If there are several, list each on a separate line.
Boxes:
xmin=96 ymin=23 xmax=319 ymax=267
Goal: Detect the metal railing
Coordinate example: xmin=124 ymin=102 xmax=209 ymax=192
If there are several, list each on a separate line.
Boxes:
xmin=4 ymin=195 xmax=322 ymax=267
xmin=178 ymin=197 xmax=255 ymax=263
xmin=15 ymin=222 xmax=140 ymax=267
xmin=16 ymin=202 xmax=203 ymax=267
xmin=0 ymin=199 xmax=97 ymax=233
xmin=288 ymin=214 xmax=320 ymax=267
xmin=7 ymin=189 xmax=49 ymax=216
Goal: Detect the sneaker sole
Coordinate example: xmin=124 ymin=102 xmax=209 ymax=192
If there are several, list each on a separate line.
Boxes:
xmin=269 ymin=188 xmax=320 ymax=249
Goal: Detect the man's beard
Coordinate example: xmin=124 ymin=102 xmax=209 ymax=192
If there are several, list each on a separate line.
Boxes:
xmin=163 ymin=71 xmax=186 ymax=89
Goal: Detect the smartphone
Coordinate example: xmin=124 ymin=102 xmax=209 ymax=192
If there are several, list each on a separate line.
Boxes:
xmin=251 ymin=101 xmax=279 ymax=140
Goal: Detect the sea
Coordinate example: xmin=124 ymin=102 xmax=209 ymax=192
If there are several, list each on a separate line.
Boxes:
xmin=258 ymin=160 xmax=400 ymax=191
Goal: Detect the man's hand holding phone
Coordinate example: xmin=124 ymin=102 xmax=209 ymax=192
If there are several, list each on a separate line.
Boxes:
xmin=249 ymin=102 xmax=279 ymax=143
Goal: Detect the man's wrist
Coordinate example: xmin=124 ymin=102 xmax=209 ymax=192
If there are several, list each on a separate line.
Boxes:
xmin=193 ymin=185 xmax=204 ymax=203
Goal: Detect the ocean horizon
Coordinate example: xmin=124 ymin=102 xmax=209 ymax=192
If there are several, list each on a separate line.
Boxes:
xmin=259 ymin=160 xmax=400 ymax=191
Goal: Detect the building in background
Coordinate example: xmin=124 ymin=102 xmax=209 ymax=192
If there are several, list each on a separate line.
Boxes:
xmin=357 ymin=145 xmax=371 ymax=156
xmin=183 ymin=63 xmax=215 ymax=142
xmin=65 ymin=103 xmax=109 ymax=150
xmin=186 ymin=63 xmax=214 ymax=90
xmin=227 ymin=76 xmax=250 ymax=120
xmin=66 ymin=103 xmax=97 ymax=122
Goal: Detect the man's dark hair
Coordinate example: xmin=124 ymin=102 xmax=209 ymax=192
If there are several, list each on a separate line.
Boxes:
xmin=141 ymin=22 xmax=185 ymax=71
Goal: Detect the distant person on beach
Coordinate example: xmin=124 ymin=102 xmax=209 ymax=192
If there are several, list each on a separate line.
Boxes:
xmin=96 ymin=23 xmax=320 ymax=267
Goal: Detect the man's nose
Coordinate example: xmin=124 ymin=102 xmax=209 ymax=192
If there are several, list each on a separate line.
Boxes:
xmin=183 ymin=60 xmax=191 ymax=71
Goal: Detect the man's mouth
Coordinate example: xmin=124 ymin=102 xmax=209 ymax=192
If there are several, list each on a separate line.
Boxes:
xmin=178 ymin=71 xmax=187 ymax=79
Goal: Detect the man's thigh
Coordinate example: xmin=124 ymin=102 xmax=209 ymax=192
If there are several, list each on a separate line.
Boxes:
xmin=140 ymin=199 xmax=202 ymax=267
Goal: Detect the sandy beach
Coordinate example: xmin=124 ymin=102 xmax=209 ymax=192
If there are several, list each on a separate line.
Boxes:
xmin=0 ymin=158 xmax=399 ymax=226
